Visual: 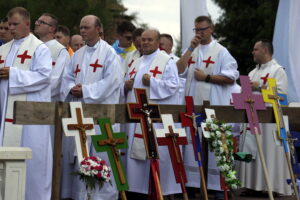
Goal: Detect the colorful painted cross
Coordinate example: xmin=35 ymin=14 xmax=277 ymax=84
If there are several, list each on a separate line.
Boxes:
xmin=127 ymin=88 xmax=163 ymax=200
xmin=89 ymin=59 xmax=103 ymax=72
xmin=188 ymin=57 xmax=196 ymax=68
xmin=203 ymin=56 xmax=215 ymax=68
xmin=232 ymin=75 xmax=274 ymax=200
xmin=261 ymin=78 xmax=287 ymax=140
xmin=155 ymin=114 xmax=188 ymax=199
xmin=150 ymin=66 xmax=162 ymax=78
xmin=180 ymin=96 xmax=208 ymax=200
xmin=74 ymin=64 xmax=80 ymax=77
xmin=232 ymin=75 xmax=266 ymax=135
xmin=62 ymin=102 xmax=95 ymax=164
xmin=92 ymin=118 xmax=129 ymax=193
xmin=17 ymin=50 xmax=32 ymax=64
xmin=260 ymin=73 xmax=269 ymax=85
xmin=127 ymin=88 xmax=161 ymax=159
xmin=0 ymin=55 xmax=4 ymax=64
xmin=261 ymin=78 xmax=299 ymax=200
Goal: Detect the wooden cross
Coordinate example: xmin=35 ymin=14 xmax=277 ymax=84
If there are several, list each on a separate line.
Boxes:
xmin=17 ymin=50 xmax=32 ymax=64
xmin=155 ymin=114 xmax=189 ymax=200
xmin=89 ymin=59 xmax=103 ymax=72
xmin=127 ymin=88 xmax=163 ymax=200
xmin=180 ymin=96 xmax=208 ymax=200
xmin=92 ymin=118 xmax=128 ymax=200
xmin=232 ymin=76 xmax=266 ymax=135
xmin=127 ymin=88 xmax=161 ymax=159
xmin=149 ymin=66 xmax=162 ymax=78
xmin=202 ymin=56 xmax=215 ymax=68
xmin=232 ymin=75 xmax=274 ymax=200
xmin=188 ymin=57 xmax=196 ymax=68
xmin=261 ymin=78 xmax=299 ymax=199
xmin=261 ymin=78 xmax=287 ymax=139
xmin=62 ymin=102 xmax=95 ymax=163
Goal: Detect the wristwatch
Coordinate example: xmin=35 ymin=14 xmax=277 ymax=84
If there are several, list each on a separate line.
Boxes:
xmin=205 ymin=74 xmax=211 ymax=82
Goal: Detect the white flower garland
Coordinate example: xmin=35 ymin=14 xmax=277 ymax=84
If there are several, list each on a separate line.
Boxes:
xmin=205 ymin=118 xmax=240 ymax=189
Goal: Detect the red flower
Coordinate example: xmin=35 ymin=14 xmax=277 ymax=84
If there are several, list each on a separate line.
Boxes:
xmin=90 ymin=156 xmax=97 ymax=161
xmin=95 ymin=166 xmax=103 ymax=171
xmin=100 ymin=160 xmax=106 ymax=165
xmin=96 ymin=173 xmax=102 ymax=178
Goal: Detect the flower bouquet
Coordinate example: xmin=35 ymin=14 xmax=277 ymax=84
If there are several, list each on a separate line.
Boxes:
xmin=73 ymin=156 xmax=111 ymax=199
xmin=204 ymin=118 xmax=240 ymax=189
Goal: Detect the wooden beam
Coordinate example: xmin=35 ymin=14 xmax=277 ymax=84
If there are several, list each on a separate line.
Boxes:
xmin=14 ymin=101 xmax=300 ymax=130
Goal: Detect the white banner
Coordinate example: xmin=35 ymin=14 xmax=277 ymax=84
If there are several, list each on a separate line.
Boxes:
xmin=180 ymin=0 xmax=208 ymax=51
xmin=273 ymin=0 xmax=300 ymax=102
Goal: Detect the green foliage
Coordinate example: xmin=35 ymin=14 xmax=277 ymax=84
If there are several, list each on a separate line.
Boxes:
xmin=0 ymin=0 xmax=135 ymax=42
xmin=212 ymin=0 xmax=279 ymax=75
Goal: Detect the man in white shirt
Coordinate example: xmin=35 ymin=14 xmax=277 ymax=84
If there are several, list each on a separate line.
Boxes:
xmin=0 ymin=7 xmax=52 ymax=200
xmin=34 ymin=13 xmax=70 ymax=101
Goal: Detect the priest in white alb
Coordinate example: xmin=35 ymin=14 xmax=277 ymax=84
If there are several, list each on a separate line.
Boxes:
xmin=34 ymin=13 xmax=70 ymax=102
xmin=176 ymin=16 xmax=239 ymax=199
xmin=60 ymin=15 xmax=122 ymax=200
xmin=237 ymin=39 xmax=291 ymax=195
xmin=0 ymin=7 xmax=52 ymax=200
xmin=123 ymin=29 xmax=181 ymax=198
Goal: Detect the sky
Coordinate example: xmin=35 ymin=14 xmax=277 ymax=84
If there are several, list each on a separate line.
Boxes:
xmin=122 ymin=0 xmax=222 ymax=43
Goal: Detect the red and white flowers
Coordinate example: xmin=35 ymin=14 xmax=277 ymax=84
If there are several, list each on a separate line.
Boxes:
xmin=74 ymin=156 xmax=111 ymax=190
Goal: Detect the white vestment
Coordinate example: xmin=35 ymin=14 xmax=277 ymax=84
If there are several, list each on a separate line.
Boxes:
xmin=237 ymin=59 xmax=291 ymax=195
xmin=46 ymin=39 xmax=70 ymax=101
xmin=124 ymin=49 xmax=182 ymax=195
xmin=60 ymin=39 xmax=122 ymax=200
xmin=0 ymin=34 xmax=53 ymax=200
xmin=181 ymin=39 xmax=239 ymax=190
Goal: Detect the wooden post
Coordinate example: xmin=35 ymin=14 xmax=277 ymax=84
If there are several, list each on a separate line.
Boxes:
xmin=51 ymin=102 xmax=63 ymax=200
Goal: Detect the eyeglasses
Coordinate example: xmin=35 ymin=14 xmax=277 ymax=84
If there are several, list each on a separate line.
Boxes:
xmin=35 ymin=20 xmax=52 ymax=26
xmin=193 ymin=26 xmax=210 ymax=32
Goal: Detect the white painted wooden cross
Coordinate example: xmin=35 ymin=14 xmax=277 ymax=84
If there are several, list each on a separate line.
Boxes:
xmin=201 ymin=108 xmax=216 ymax=139
xmin=62 ymin=102 xmax=96 ymax=164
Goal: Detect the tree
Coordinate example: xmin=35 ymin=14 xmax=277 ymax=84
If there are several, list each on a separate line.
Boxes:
xmin=212 ymin=0 xmax=279 ymax=75
xmin=0 ymin=0 xmax=136 ymax=44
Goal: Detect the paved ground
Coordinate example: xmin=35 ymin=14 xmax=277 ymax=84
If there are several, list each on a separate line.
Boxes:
xmin=171 ymin=188 xmax=295 ymax=200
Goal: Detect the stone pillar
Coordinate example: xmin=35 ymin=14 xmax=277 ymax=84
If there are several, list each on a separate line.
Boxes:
xmin=0 ymin=147 xmax=32 ymax=200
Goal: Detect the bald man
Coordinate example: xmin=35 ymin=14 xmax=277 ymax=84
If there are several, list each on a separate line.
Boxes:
xmin=124 ymin=29 xmax=181 ymax=198
xmin=70 ymin=34 xmax=84 ymax=52
xmin=60 ymin=15 xmax=122 ymax=200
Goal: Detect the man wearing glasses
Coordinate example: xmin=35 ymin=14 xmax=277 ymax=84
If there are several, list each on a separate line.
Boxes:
xmin=0 ymin=7 xmax=52 ymax=200
xmin=177 ymin=16 xmax=239 ymax=200
xmin=34 ymin=13 xmax=70 ymax=101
